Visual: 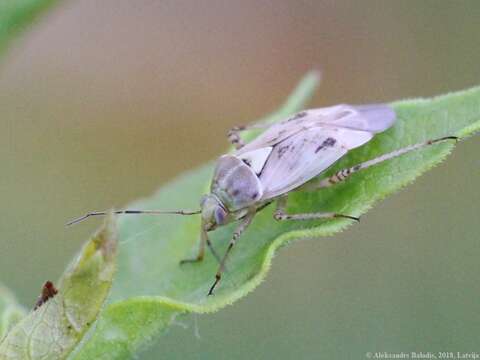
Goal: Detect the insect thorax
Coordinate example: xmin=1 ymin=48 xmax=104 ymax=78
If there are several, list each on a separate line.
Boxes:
xmin=211 ymin=155 xmax=263 ymax=211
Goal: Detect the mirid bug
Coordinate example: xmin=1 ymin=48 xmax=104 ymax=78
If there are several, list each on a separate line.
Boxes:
xmin=68 ymin=104 xmax=457 ymax=295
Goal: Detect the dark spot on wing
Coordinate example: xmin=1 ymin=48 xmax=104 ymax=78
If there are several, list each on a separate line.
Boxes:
xmin=242 ymin=158 xmax=251 ymax=167
xmin=333 ymin=110 xmax=353 ymax=120
xmin=287 ymin=111 xmax=308 ymax=122
xmin=314 ymin=137 xmax=337 ymax=153
xmin=277 ymin=145 xmax=290 ymax=158
xmin=325 ymin=137 xmax=336 ymax=146
xmin=231 ymin=189 xmax=240 ymax=197
xmin=251 ymin=192 xmax=259 ymax=199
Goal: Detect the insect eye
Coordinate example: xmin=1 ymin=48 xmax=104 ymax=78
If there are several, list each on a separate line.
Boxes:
xmin=214 ymin=206 xmax=227 ymax=225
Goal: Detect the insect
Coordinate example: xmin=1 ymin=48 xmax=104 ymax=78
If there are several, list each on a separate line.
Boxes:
xmin=68 ymin=104 xmax=457 ymax=295
xmin=34 ymin=281 xmax=58 ymax=310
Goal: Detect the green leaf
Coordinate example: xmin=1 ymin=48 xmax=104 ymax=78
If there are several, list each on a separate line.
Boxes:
xmin=0 ymin=0 xmax=59 ymax=57
xmin=0 ymin=217 xmax=117 ymax=360
xmin=0 ymin=284 xmax=27 ymax=341
xmin=75 ymin=74 xmax=480 ymax=359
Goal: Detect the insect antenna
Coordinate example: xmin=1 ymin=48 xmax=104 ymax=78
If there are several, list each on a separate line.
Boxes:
xmin=67 ymin=209 xmax=201 ymax=226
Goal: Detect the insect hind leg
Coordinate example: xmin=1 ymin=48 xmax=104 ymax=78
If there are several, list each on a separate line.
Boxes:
xmin=303 ymin=136 xmax=458 ymax=191
xmin=273 ymin=196 xmax=359 ymax=222
xmin=227 ymin=126 xmax=247 ymax=149
xmin=227 ymin=123 xmax=270 ymax=149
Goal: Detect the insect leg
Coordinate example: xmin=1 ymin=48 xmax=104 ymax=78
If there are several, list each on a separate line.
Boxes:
xmin=273 ymin=195 xmax=359 ymax=222
xmin=208 ymin=211 xmax=256 ymax=295
xmin=180 ymin=228 xmax=222 ymax=265
xmin=304 ymin=136 xmax=458 ymax=190
xmin=227 ymin=123 xmax=270 ymax=149
xmin=179 ymin=228 xmax=207 ymax=264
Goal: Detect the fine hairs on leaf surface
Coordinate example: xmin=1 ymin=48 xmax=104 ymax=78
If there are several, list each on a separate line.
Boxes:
xmin=71 ymin=74 xmax=480 ymax=359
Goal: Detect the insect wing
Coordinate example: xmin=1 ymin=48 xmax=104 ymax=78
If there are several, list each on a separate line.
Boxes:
xmin=233 ymin=104 xmax=396 ymax=199
xmin=259 ymin=126 xmax=375 ymax=199
xmin=235 ymin=104 xmax=395 ymax=157
xmin=236 ymin=147 xmax=273 ymax=175
xmin=307 ymin=104 xmax=396 ymax=133
xmin=258 ymin=127 xmax=344 ymax=199
xmin=236 ymin=121 xmax=304 ymax=155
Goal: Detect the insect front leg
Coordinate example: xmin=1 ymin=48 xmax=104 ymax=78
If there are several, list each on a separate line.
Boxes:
xmin=273 ymin=195 xmax=359 ymax=222
xmin=302 ymin=136 xmax=458 ymax=191
xmin=179 ymin=228 xmax=207 ymax=264
xmin=208 ymin=210 xmax=256 ymax=295
xmin=180 ymin=228 xmax=222 ymax=265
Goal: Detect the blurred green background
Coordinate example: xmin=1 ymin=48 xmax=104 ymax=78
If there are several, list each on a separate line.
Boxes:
xmin=1 ymin=1 xmax=479 ymax=359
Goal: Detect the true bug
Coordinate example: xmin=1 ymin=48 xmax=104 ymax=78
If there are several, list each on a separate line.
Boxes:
xmin=68 ymin=104 xmax=457 ymax=295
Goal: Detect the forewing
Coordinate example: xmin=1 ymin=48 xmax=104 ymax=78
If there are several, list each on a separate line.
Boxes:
xmin=259 ymin=126 xmax=374 ymax=199
xmin=235 ymin=121 xmax=304 ymax=155
xmin=308 ymin=104 xmax=396 ymax=133
xmin=235 ymin=103 xmax=395 ymax=156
